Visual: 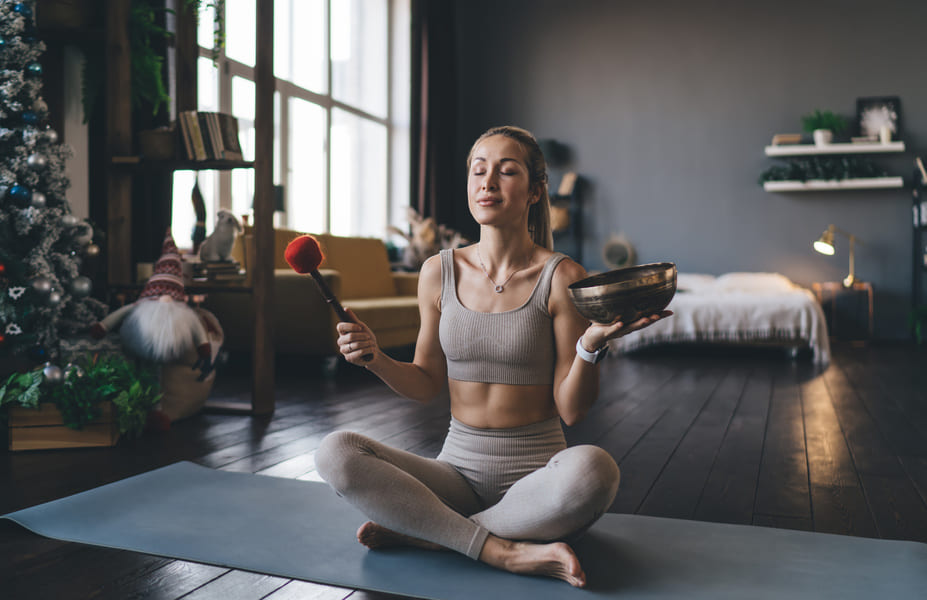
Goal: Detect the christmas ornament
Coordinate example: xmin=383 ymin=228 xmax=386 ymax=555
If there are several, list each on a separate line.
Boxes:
xmin=27 ymin=153 xmax=47 ymax=169
xmin=22 ymin=111 xmax=38 ymax=126
xmin=30 ymin=191 xmax=46 ymax=208
xmin=31 ymin=276 xmax=52 ymax=295
xmin=43 ymin=363 xmax=63 ymax=385
xmin=43 ymin=129 xmax=59 ymax=144
xmin=71 ymin=276 xmax=92 ymax=297
xmin=60 ymin=214 xmax=80 ymax=228
xmin=47 ymin=290 xmax=62 ymax=306
xmin=64 ymin=363 xmax=85 ymax=380
xmin=8 ymin=286 xmax=26 ymax=300
xmin=0 ymin=35 xmax=6 ymax=48
xmin=5 ymin=323 xmax=22 ymax=335
xmin=33 ymin=98 xmax=47 ymax=113
xmin=9 ymin=184 xmax=31 ymax=207
xmin=0 ymin=262 xmax=5 ymax=274
xmin=74 ymin=222 xmax=94 ymax=245
xmin=13 ymin=3 xmax=33 ymax=17
xmin=85 ymin=243 xmax=101 ymax=257
xmin=26 ymin=62 xmax=43 ymax=77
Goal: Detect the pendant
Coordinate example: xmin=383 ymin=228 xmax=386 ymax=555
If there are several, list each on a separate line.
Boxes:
xmin=494 ymin=285 xmax=504 ymax=293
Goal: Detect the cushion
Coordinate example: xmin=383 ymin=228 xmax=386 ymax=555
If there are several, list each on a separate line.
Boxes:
xmin=714 ymin=272 xmax=796 ymax=293
xmin=315 ymin=234 xmax=396 ymax=299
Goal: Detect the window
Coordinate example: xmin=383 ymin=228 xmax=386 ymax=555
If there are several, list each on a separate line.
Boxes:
xmin=171 ymin=0 xmax=410 ymax=247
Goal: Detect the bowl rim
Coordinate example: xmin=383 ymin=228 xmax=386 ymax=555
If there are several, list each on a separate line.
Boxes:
xmin=569 ymin=262 xmax=677 ymax=294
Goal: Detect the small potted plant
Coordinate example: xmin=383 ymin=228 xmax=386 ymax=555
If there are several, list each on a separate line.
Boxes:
xmin=801 ymin=109 xmax=848 ymax=146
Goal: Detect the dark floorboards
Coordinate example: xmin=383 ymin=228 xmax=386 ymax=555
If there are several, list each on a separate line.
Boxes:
xmin=2 ymin=343 xmax=926 ymax=599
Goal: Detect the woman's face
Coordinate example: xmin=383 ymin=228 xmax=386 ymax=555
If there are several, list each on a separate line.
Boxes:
xmin=467 ymin=135 xmax=538 ymax=228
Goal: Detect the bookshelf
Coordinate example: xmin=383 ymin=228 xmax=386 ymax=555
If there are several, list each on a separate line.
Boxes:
xmin=103 ymin=1 xmax=276 ymax=414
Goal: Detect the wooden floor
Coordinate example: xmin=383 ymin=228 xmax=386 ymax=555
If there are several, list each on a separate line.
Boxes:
xmin=2 ymin=343 xmax=926 ymax=599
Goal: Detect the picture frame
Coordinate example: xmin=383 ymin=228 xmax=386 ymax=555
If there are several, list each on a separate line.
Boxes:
xmin=856 ymin=96 xmax=901 ymax=141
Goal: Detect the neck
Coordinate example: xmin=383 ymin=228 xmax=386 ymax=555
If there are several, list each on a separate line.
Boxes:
xmin=477 ymin=228 xmax=535 ymax=268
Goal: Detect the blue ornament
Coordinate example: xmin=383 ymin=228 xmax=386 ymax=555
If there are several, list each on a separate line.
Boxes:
xmin=22 ymin=111 xmax=38 ymax=126
xmin=10 ymin=185 xmax=32 ymax=207
xmin=0 ymin=36 xmax=7 ymax=48
xmin=26 ymin=62 xmax=42 ymax=77
xmin=13 ymin=4 xmax=33 ymax=18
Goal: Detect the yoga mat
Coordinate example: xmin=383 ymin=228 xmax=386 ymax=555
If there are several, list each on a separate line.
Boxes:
xmin=4 ymin=461 xmax=926 ymax=599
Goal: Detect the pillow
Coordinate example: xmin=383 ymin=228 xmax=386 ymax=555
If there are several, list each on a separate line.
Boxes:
xmin=713 ymin=272 xmax=796 ymax=293
xmin=676 ymin=273 xmax=717 ymax=293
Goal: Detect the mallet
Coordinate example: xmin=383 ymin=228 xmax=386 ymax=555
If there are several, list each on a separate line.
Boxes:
xmin=284 ymin=235 xmax=373 ymax=362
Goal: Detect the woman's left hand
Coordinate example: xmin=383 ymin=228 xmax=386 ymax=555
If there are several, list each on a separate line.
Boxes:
xmin=582 ymin=310 xmax=673 ymax=351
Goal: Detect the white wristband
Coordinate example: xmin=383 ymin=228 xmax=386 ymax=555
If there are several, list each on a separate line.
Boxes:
xmin=576 ymin=336 xmax=608 ymax=364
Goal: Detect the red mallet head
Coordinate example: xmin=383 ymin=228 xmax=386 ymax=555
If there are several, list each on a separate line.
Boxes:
xmin=285 ymin=235 xmax=325 ymax=274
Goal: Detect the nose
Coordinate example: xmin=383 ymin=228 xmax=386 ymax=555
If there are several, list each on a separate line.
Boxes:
xmin=482 ymin=169 xmax=499 ymax=190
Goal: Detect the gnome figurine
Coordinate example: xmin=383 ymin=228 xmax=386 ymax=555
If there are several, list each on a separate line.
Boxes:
xmin=91 ymin=230 xmax=214 ymax=378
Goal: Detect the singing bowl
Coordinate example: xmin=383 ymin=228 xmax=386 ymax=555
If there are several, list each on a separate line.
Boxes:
xmin=569 ymin=262 xmax=677 ymax=324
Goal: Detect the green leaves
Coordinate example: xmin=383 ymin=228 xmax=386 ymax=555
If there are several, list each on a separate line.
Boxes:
xmin=0 ymin=353 xmax=162 ymax=439
xmin=800 ymin=110 xmax=848 ymax=134
xmin=0 ymin=370 xmax=43 ymax=410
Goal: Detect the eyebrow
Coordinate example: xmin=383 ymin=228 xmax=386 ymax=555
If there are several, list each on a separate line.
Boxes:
xmin=471 ymin=157 xmax=522 ymax=165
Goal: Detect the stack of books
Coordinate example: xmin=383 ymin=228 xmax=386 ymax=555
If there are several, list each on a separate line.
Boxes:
xmin=190 ymin=260 xmax=246 ymax=282
xmin=177 ymin=111 xmax=244 ymax=162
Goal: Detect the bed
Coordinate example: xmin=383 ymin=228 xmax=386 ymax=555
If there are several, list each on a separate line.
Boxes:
xmin=611 ymin=272 xmax=831 ymax=365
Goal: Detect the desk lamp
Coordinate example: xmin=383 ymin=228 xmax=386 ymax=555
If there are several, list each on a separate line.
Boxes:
xmin=813 ymin=224 xmax=862 ymax=288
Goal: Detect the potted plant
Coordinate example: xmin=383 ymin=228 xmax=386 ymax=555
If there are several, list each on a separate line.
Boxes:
xmin=801 ymin=109 xmax=848 ymax=147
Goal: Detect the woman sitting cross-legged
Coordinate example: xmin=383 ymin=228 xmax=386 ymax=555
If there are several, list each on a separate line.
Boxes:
xmin=315 ymin=125 xmax=670 ymax=588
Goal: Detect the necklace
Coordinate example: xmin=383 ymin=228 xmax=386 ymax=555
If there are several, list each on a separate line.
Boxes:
xmin=476 ymin=244 xmax=534 ymax=293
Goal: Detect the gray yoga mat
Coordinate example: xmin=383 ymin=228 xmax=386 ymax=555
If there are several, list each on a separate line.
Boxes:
xmin=4 ymin=461 xmax=926 ymax=599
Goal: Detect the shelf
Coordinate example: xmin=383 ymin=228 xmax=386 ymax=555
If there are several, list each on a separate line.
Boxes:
xmin=763 ymin=177 xmax=904 ymax=192
xmin=111 ymin=157 xmax=254 ymax=171
xmin=764 ymin=141 xmax=906 ymax=156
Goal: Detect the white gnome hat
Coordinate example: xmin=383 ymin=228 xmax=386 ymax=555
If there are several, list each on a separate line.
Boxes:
xmin=139 ymin=229 xmax=185 ymax=302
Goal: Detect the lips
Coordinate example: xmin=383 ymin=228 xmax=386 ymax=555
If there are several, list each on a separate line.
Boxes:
xmin=475 ymin=195 xmax=500 ymax=205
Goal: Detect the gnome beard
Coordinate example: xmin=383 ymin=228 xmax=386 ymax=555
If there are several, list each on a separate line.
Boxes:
xmin=118 ymin=295 xmax=207 ymax=363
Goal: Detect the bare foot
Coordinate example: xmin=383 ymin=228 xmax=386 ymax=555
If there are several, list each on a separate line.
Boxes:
xmin=478 ymin=534 xmax=586 ymax=588
xmin=356 ymin=521 xmax=445 ymax=551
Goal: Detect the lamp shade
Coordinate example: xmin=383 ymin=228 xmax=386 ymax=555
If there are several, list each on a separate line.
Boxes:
xmin=813 ymin=227 xmax=836 ymax=255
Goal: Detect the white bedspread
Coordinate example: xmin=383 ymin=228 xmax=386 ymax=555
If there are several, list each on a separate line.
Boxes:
xmin=612 ymin=272 xmax=831 ymax=365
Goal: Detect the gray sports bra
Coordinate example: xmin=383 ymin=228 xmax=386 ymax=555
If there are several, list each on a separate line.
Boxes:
xmin=438 ymin=248 xmax=567 ymax=385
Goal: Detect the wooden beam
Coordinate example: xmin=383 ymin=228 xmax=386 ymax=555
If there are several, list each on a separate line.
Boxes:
xmin=251 ymin=0 xmax=275 ymax=415
xmin=105 ymin=0 xmax=132 ymax=286
xmin=174 ymin=0 xmax=198 ymax=113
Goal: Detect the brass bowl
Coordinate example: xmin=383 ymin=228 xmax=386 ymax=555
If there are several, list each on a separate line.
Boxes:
xmin=569 ymin=262 xmax=677 ymax=324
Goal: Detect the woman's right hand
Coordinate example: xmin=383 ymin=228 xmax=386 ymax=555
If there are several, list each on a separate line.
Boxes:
xmin=336 ymin=308 xmax=379 ymax=365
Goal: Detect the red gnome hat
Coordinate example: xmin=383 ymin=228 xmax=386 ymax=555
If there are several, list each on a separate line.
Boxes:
xmin=139 ymin=229 xmax=185 ymax=301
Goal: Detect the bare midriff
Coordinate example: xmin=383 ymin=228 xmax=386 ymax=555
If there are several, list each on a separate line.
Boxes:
xmin=448 ymin=379 xmax=559 ymax=429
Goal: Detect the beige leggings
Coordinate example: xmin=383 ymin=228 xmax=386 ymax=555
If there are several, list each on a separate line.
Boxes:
xmin=315 ymin=417 xmax=620 ymax=560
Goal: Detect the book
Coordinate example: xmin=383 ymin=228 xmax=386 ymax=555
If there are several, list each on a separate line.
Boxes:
xmin=176 ymin=116 xmax=194 ymax=159
xmin=182 ymin=111 xmax=208 ymax=160
xmin=217 ymin=113 xmax=243 ymax=160
xmin=771 ymin=133 xmax=802 ymax=146
xmin=198 ymin=112 xmax=216 ymax=159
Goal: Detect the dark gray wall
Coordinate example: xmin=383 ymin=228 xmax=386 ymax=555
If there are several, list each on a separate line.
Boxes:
xmin=453 ymin=0 xmax=927 ymax=340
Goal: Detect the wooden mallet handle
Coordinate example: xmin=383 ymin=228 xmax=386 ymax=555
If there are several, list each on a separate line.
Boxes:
xmin=284 ymin=235 xmax=373 ymax=362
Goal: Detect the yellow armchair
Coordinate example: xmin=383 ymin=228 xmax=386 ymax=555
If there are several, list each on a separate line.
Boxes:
xmin=202 ymin=228 xmax=420 ymax=357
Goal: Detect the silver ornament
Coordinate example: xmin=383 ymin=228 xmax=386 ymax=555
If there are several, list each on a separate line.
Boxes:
xmin=33 ymin=98 xmax=48 ymax=113
xmin=47 ymin=291 xmax=63 ymax=305
xmin=43 ymin=363 xmax=64 ymax=385
xmin=64 ymin=363 xmax=85 ymax=380
xmin=44 ymin=129 xmax=59 ymax=144
xmin=85 ymin=243 xmax=101 ymax=257
xmin=61 ymin=214 xmax=80 ymax=228
xmin=74 ymin=222 xmax=94 ymax=245
xmin=27 ymin=153 xmax=47 ymax=169
xmin=30 ymin=191 xmax=46 ymax=208
xmin=71 ymin=276 xmax=92 ymax=297
xmin=31 ymin=276 xmax=52 ymax=295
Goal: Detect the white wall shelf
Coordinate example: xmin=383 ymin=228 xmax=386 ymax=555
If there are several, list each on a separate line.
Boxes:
xmin=764 ymin=141 xmax=905 ymax=156
xmin=763 ymin=177 xmax=904 ymax=192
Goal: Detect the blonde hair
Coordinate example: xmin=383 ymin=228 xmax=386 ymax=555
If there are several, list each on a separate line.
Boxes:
xmin=466 ymin=125 xmax=553 ymax=250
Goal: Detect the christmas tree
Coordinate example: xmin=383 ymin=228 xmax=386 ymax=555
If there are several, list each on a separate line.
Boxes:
xmin=0 ymin=0 xmax=105 ymax=364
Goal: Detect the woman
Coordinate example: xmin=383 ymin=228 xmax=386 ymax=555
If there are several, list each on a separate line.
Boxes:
xmin=316 ymin=125 xmax=670 ymax=588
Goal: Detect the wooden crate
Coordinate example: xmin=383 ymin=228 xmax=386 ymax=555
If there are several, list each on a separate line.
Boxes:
xmin=7 ymin=402 xmax=119 ymax=451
